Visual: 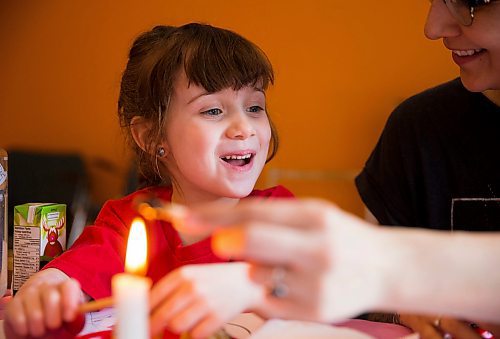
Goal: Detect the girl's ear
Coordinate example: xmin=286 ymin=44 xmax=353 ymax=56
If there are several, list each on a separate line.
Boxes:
xmin=130 ymin=116 xmax=167 ymax=158
xmin=130 ymin=116 xmax=150 ymax=153
xmin=130 ymin=116 xmax=167 ymax=156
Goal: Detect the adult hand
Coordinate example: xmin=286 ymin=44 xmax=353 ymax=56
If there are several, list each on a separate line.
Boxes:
xmin=149 ymin=262 xmax=265 ymax=338
xmin=399 ymin=314 xmax=482 ymax=339
xmin=178 ymin=198 xmax=387 ymax=323
xmin=175 ymin=198 xmax=500 ymax=326
xmin=4 ymin=269 xmax=85 ymax=338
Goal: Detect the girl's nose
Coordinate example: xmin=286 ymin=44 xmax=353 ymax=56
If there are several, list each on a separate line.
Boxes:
xmin=226 ymin=112 xmax=256 ymax=140
xmin=424 ymin=0 xmax=462 ymax=41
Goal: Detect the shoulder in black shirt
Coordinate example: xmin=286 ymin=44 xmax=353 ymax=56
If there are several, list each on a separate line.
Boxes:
xmin=356 ymin=78 xmax=500 ymax=231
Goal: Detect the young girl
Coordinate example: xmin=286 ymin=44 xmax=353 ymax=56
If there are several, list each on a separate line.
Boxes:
xmin=5 ymin=23 xmax=293 ymax=338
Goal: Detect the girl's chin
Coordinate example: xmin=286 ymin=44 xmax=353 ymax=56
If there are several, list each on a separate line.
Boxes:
xmin=222 ymin=185 xmax=256 ymax=199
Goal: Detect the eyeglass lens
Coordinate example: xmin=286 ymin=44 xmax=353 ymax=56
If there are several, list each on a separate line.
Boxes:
xmin=444 ymin=0 xmax=473 ymax=25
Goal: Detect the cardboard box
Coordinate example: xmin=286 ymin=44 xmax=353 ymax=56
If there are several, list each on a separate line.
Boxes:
xmin=13 ymin=203 xmax=66 ymax=291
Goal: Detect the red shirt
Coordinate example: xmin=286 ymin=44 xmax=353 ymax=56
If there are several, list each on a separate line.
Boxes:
xmin=45 ymin=185 xmax=294 ymax=299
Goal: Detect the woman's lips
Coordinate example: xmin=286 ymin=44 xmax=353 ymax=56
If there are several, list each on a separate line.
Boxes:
xmin=451 ymin=48 xmax=485 ymax=66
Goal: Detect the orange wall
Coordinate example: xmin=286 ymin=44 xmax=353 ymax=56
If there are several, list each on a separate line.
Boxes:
xmin=0 ymin=1 xmax=458 ymax=215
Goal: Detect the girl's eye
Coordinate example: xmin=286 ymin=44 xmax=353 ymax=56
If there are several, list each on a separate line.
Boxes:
xmin=202 ymin=108 xmax=223 ymax=116
xmin=247 ymin=106 xmax=265 ymax=113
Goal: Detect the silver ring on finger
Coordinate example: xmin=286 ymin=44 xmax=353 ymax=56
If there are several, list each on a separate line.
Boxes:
xmin=270 ymin=267 xmax=289 ymax=298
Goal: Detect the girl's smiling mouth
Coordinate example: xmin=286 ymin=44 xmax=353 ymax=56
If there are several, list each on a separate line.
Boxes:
xmin=220 ymin=152 xmax=255 ymax=168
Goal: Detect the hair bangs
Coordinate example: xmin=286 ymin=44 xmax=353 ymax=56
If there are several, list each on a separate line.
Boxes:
xmin=180 ymin=26 xmax=274 ymax=93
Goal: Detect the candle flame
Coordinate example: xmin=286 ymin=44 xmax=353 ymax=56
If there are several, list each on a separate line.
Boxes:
xmin=125 ymin=218 xmax=148 ymax=275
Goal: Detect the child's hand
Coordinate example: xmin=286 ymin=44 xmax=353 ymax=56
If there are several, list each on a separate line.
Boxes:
xmin=150 ymin=262 xmax=265 ymax=338
xmin=4 ymin=268 xmax=85 ymax=338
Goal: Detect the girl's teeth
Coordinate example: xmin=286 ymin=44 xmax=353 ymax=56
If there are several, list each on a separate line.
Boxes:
xmin=223 ymin=154 xmax=251 ymax=160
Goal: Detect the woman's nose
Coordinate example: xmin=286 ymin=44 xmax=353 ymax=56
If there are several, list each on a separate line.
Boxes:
xmin=226 ymin=112 xmax=256 ymax=140
xmin=424 ymin=0 xmax=461 ymax=41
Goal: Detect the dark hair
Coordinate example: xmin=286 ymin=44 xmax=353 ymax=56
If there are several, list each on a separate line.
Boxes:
xmin=118 ymin=23 xmax=278 ymax=187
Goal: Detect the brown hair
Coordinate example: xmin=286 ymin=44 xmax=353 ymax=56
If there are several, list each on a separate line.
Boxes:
xmin=118 ymin=23 xmax=278 ymax=187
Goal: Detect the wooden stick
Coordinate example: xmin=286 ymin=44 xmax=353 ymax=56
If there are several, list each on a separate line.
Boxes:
xmin=78 ymin=297 xmax=114 ymax=313
xmin=136 ymin=200 xmax=186 ymax=223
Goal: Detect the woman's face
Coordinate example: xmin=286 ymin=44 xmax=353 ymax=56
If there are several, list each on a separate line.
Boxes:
xmin=425 ymin=0 xmax=500 ymax=91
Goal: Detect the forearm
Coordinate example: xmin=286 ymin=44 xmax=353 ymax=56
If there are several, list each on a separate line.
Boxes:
xmin=374 ymin=227 xmax=500 ymax=323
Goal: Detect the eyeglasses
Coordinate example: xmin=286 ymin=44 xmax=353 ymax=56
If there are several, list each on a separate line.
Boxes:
xmin=443 ymin=0 xmax=497 ymax=26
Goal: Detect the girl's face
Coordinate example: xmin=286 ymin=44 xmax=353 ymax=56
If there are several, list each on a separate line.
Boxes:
xmin=161 ymin=72 xmax=271 ymax=204
xmin=425 ymin=0 xmax=500 ymax=91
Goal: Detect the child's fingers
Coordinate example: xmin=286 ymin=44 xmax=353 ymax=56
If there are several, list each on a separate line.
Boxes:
xmin=4 ymin=297 xmax=29 ymax=337
xmin=167 ymin=299 xmax=207 ymax=334
xmin=41 ymin=286 xmax=63 ymax=330
xmin=60 ymin=278 xmax=82 ymax=322
xmin=149 ymin=270 xmax=183 ymax=310
xmin=190 ymin=314 xmax=224 ymax=339
xmin=150 ymin=284 xmax=195 ymax=335
xmin=22 ymin=287 xmax=46 ymax=337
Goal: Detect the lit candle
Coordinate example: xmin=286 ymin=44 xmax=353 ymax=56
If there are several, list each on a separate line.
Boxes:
xmin=112 ymin=218 xmax=152 ymax=339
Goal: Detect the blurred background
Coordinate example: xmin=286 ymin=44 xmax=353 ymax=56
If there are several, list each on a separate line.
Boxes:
xmin=0 ymin=0 xmax=458 ymax=227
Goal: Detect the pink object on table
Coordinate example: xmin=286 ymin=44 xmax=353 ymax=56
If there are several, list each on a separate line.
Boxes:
xmin=337 ymin=319 xmax=412 ymax=339
xmin=78 ymin=330 xmax=113 ymax=339
xmin=0 ymin=291 xmax=12 ymax=320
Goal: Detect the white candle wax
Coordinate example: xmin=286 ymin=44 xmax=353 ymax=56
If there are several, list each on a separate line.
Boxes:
xmin=112 ymin=273 xmax=152 ymax=339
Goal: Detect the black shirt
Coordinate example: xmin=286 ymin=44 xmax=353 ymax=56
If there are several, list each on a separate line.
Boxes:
xmin=356 ymin=78 xmax=500 ymax=231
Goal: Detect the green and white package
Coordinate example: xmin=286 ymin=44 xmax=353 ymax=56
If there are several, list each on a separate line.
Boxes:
xmin=13 ymin=203 xmax=66 ymax=291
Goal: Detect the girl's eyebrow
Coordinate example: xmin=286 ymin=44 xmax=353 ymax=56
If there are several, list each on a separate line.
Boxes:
xmin=187 ymin=91 xmax=210 ymax=104
xmin=187 ymin=86 xmax=266 ymax=104
xmin=254 ymin=87 xmax=266 ymax=97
